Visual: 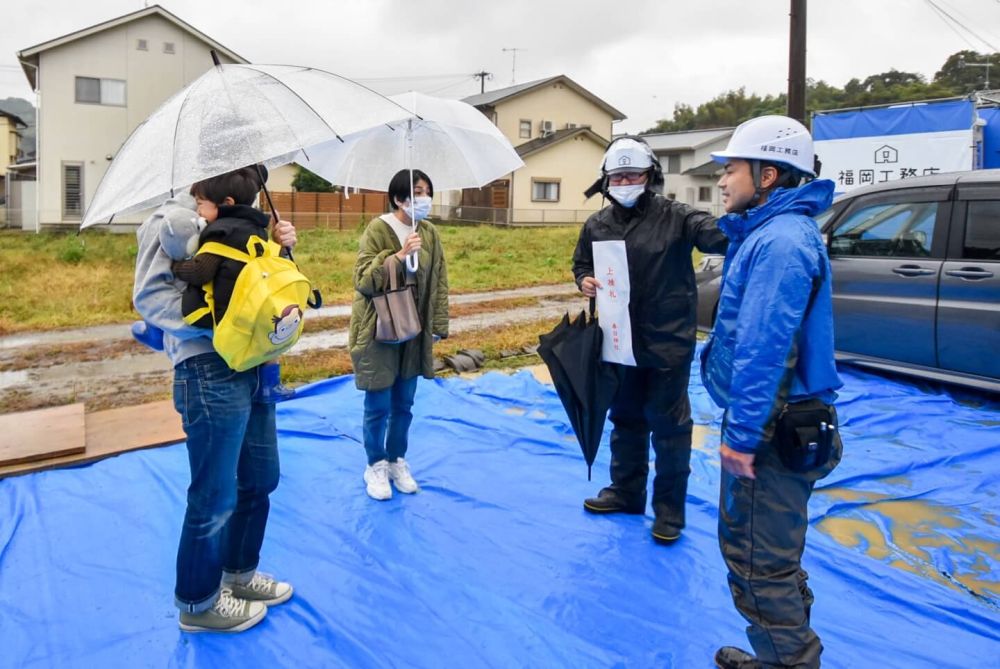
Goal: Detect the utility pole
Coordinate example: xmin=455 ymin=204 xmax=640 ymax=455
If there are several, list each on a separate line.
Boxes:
xmin=788 ymin=0 xmax=807 ymax=124
xmin=501 ymin=48 xmax=524 ymax=85
xmin=473 ymin=70 xmax=493 ymax=94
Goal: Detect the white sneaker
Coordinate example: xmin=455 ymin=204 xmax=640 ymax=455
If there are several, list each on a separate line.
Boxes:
xmin=388 ymin=458 xmax=419 ymax=494
xmin=364 ymin=460 xmax=392 ymax=500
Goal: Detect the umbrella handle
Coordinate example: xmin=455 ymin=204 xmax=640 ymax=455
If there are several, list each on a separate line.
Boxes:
xmin=254 ymin=165 xmax=295 ymax=259
xmin=589 ymin=297 xmax=596 ymax=320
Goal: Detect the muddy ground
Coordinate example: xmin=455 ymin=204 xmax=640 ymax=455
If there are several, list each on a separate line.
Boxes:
xmin=0 ymin=284 xmax=579 ymax=414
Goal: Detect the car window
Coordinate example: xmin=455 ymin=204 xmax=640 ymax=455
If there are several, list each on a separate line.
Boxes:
xmin=814 ymin=206 xmax=838 ymax=230
xmin=829 ymin=201 xmax=938 ymax=257
xmin=964 ymin=201 xmax=1000 ymax=260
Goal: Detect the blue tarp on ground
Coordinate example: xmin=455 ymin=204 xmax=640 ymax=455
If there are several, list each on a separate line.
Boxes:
xmin=1 ymin=353 xmax=998 ymax=668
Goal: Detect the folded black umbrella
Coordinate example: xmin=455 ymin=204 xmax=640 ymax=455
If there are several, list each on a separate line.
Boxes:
xmin=538 ymin=299 xmax=623 ymax=479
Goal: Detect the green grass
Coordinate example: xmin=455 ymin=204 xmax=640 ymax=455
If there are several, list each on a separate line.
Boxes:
xmin=0 ymin=224 xmax=581 ymax=334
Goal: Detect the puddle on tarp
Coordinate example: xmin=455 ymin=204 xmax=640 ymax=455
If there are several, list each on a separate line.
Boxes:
xmin=816 ymin=488 xmax=1000 ymax=602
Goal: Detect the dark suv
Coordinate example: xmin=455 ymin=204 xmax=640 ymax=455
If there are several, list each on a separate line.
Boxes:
xmin=695 ymin=170 xmax=1000 ymax=394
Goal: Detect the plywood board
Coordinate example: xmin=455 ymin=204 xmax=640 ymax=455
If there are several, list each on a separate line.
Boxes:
xmin=0 ymin=403 xmax=86 ymax=467
xmin=0 ymin=400 xmax=185 ymax=478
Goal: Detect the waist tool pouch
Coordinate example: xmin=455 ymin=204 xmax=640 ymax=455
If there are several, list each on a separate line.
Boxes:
xmin=775 ymin=400 xmax=836 ymax=473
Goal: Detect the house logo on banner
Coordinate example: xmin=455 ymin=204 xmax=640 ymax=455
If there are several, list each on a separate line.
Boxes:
xmin=812 ymin=100 xmax=976 ymax=194
xmin=874 ymin=145 xmax=898 ymax=163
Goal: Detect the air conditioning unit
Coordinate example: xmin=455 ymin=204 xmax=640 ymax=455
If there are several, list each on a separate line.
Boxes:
xmin=540 ymin=120 xmax=554 ymax=135
xmin=565 ymin=123 xmax=578 ymax=129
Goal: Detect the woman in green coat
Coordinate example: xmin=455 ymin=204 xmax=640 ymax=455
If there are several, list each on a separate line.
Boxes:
xmin=349 ymin=169 xmax=449 ymax=501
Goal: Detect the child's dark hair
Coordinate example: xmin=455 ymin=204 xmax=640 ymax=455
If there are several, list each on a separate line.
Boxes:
xmin=190 ymin=166 xmax=264 ymax=206
xmin=387 ymin=169 xmax=434 ymax=209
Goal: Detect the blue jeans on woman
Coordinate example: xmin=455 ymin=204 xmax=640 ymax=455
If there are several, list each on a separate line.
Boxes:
xmin=172 ymin=352 xmax=280 ymax=613
xmin=363 ymin=375 xmax=418 ymax=465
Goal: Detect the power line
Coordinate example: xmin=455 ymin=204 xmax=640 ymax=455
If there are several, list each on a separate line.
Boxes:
xmin=422 ymin=76 xmax=477 ymax=95
xmin=924 ymin=0 xmax=981 ymax=50
xmin=936 ymin=0 xmax=1000 ymax=47
xmin=352 ymin=72 xmax=471 ymax=83
xmin=925 ymin=0 xmax=998 ymax=51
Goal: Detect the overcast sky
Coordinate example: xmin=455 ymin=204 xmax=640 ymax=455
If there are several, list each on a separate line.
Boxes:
xmin=4 ymin=0 xmax=1000 ymax=133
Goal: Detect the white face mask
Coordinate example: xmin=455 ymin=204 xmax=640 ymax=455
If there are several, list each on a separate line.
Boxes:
xmin=402 ymin=196 xmax=433 ymax=222
xmin=608 ymin=184 xmax=645 ymax=208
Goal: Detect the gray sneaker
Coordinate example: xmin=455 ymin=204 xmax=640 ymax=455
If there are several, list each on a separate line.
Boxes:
xmin=178 ymin=588 xmax=267 ymax=633
xmin=226 ymin=572 xmax=293 ymax=606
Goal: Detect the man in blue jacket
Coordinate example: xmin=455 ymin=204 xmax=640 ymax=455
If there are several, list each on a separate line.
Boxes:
xmin=702 ymin=116 xmax=844 ymax=669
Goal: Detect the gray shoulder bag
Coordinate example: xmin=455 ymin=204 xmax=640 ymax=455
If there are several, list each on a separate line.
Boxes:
xmin=373 ymin=255 xmax=422 ymax=344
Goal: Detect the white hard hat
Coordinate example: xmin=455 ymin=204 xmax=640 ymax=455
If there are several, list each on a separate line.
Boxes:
xmin=602 ymin=138 xmax=654 ymax=174
xmin=711 ymin=115 xmax=816 ymax=176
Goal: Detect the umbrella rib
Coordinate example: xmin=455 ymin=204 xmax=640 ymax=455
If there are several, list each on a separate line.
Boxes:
xmin=243 ymin=64 xmax=348 ymax=142
xmin=252 ymin=63 xmax=420 ymax=121
xmin=215 ymin=64 xmax=314 ymax=178
xmin=170 ymin=73 xmax=202 ymax=194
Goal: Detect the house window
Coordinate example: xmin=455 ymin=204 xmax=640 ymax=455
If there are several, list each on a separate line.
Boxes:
xmin=532 ymin=179 xmax=560 ymax=202
xmin=163 ymin=42 xmax=176 ymax=54
xmin=698 ymin=186 xmax=712 ymax=202
xmin=667 ymin=154 xmax=681 ymax=174
xmin=62 ymin=163 xmax=84 ymax=219
xmin=75 ymin=77 xmax=126 ymax=106
xmin=136 ymin=39 xmax=148 ymax=51
xmin=519 ymin=120 xmax=532 ymax=139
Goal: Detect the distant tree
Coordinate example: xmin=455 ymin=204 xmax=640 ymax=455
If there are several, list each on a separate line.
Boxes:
xmin=642 ymin=51 xmax=981 ymax=134
xmin=645 ymin=88 xmax=784 ymax=133
xmin=291 ymin=165 xmax=336 ymax=192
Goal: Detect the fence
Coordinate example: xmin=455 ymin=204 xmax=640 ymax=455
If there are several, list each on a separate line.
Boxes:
xmin=268 ymin=191 xmax=389 ymax=230
xmin=267 ymin=192 xmax=595 ymax=229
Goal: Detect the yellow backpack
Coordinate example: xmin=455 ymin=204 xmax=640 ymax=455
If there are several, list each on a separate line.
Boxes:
xmin=188 ymin=235 xmax=316 ymax=371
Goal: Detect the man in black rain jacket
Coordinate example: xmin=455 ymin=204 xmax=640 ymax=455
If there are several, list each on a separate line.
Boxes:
xmin=573 ymin=136 xmax=727 ymax=544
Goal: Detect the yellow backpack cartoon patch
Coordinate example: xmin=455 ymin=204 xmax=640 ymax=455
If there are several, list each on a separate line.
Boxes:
xmin=194 ymin=235 xmax=316 ymax=371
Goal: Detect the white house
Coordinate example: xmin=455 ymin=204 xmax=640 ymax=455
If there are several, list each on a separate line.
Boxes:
xmin=14 ymin=4 xmax=246 ymax=230
xmin=641 ymin=127 xmax=734 ymax=216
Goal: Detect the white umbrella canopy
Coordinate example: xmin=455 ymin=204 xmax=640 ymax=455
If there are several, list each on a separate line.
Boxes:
xmin=299 ymin=91 xmax=525 ymax=192
xmin=81 ymin=63 xmax=411 ymax=228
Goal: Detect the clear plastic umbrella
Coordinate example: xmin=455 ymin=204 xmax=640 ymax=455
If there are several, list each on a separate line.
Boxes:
xmin=299 ymin=91 xmax=524 ymax=269
xmin=80 ymin=61 xmax=411 ymax=228
xmin=299 ymin=91 xmax=524 ymax=192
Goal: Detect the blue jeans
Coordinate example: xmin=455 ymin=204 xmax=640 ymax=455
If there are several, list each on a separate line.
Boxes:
xmin=172 ymin=353 xmax=279 ymax=613
xmin=363 ymin=375 xmax=419 ymax=465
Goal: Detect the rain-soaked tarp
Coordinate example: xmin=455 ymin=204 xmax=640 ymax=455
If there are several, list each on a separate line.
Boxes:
xmin=0 ymin=352 xmax=997 ymax=668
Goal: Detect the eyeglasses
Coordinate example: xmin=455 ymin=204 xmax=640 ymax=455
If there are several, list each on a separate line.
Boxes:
xmin=607 ymin=171 xmax=648 ymax=185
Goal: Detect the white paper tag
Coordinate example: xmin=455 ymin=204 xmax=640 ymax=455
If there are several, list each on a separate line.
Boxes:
xmin=592 ymin=240 xmax=636 ymax=366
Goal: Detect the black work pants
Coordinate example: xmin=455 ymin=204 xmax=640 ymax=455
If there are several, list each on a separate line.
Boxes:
xmin=718 ymin=407 xmax=843 ymax=669
xmin=605 ymin=364 xmax=693 ymax=528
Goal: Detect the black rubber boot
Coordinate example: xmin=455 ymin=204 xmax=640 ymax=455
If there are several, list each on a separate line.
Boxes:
xmin=714 ymin=647 xmax=764 ymax=669
xmin=583 ymin=488 xmax=646 ymax=515
xmin=651 ymin=505 xmax=682 ymax=544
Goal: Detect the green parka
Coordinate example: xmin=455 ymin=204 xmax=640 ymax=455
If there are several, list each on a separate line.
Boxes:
xmin=349 ymin=216 xmax=449 ymax=390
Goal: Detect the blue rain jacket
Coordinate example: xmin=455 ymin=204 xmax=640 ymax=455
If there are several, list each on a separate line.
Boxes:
xmin=701 ymin=179 xmax=842 ymax=454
